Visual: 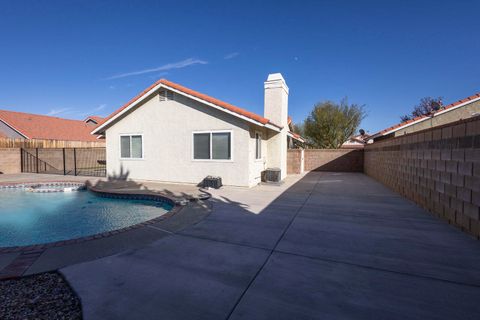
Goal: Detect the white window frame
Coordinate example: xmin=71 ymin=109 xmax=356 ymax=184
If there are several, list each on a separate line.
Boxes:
xmin=192 ymin=130 xmax=234 ymax=162
xmin=119 ymin=133 xmax=144 ymax=160
xmin=255 ymin=131 xmax=262 ymax=160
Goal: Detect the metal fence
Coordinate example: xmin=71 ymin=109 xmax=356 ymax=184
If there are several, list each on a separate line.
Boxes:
xmin=21 ymin=148 xmax=106 ymax=177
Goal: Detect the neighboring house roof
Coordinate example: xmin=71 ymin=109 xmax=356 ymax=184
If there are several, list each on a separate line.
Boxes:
xmin=341 ymin=135 xmax=368 ymax=149
xmin=372 ymin=92 xmax=480 ymax=138
xmin=93 ymin=79 xmax=284 ymax=135
xmin=84 ymin=116 xmax=104 ymax=124
xmin=288 ymin=131 xmax=305 ymax=143
xmin=0 ymin=110 xmax=101 ymax=141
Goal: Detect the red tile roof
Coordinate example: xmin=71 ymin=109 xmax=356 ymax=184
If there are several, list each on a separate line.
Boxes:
xmin=374 ymin=92 xmax=480 ymax=136
xmin=0 ymin=110 xmax=101 ymax=141
xmin=96 ymin=79 xmax=283 ymax=132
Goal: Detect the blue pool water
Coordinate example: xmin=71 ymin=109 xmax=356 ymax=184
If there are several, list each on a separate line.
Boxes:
xmin=0 ymin=188 xmax=173 ymax=247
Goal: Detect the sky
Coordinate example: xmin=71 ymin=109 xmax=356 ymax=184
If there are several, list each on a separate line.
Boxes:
xmin=0 ymin=0 xmax=479 ymax=134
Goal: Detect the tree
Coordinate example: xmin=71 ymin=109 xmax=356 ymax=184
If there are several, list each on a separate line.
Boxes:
xmin=401 ymin=97 xmax=443 ymax=122
xmin=303 ymin=98 xmax=366 ymax=148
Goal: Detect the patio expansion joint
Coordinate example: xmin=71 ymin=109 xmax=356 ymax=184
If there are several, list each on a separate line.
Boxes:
xmin=224 ymin=173 xmax=324 ymax=320
xmin=146 ymin=225 xmax=175 ymax=235
xmin=176 ymin=233 xmax=271 ymax=252
xmin=272 ymin=249 xmax=480 ymax=289
xmin=174 ymin=230 xmax=480 ymax=290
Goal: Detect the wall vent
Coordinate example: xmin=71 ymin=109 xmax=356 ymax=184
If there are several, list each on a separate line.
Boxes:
xmin=159 ymin=90 xmax=174 ymax=101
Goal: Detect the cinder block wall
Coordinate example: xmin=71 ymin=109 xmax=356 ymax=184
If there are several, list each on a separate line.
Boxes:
xmin=0 ymin=148 xmax=21 ymax=174
xmin=287 ymin=150 xmax=302 ymax=174
xmin=304 ymin=149 xmax=363 ymax=172
xmin=365 ymin=117 xmax=480 ymax=238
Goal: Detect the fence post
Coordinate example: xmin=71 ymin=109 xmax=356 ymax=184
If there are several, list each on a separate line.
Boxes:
xmin=62 ymin=148 xmax=66 ymax=175
xmin=300 ymin=149 xmax=305 ymax=173
xmin=20 ymin=148 xmax=24 ymax=173
xmin=73 ymin=148 xmax=77 ymax=176
xmin=35 ymin=148 xmax=39 ymax=173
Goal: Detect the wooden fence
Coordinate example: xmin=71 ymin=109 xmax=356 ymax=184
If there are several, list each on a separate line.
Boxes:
xmin=0 ymin=138 xmax=105 ymax=148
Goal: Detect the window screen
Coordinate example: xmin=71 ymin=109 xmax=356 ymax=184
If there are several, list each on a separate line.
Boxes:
xmin=120 ymin=136 xmax=131 ymax=158
xmin=255 ymin=133 xmax=261 ymax=159
xmin=193 ymin=132 xmax=231 ymax=160
xmin=212 ymin=132 xmax=231 ymax=160
xmin=131 ymin=135 xmax=143 ymax=158
xmin=193 ymin=133 xmax=210 ymax=159
xmin=120 ymin=135 xmax=142 ymax=159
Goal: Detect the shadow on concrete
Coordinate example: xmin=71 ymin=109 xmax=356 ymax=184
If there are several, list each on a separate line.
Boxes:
xmin=62 ymin=169 xmax=480 ymax=319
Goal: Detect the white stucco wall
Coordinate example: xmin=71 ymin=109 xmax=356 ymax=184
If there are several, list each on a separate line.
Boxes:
xmin=105 ymin=91 xmax=266 ymax=187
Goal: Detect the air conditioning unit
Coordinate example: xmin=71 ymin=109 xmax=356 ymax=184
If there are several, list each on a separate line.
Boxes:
xmin=203 ymin=176 xmax=222 ymax=189
xmin=262 ymin=168 xmax=281 ymax=183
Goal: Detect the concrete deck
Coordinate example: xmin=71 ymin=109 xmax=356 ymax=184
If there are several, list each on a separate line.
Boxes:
xmin=0 ymin=173 xmax=207 ymax=200
xmin=60 ymin=172 xmax=480 ymax=319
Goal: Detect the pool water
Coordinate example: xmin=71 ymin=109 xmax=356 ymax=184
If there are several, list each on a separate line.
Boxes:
xmin=0 ymin=188 xmax=173 ymax=247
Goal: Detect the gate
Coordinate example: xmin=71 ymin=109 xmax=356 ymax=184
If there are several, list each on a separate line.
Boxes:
xmin=21 ymin=148 xmax=106 ymax=177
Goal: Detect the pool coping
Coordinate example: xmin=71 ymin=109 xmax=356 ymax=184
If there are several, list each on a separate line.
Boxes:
xmin=0 ymin=181 xmax=184 ymax=254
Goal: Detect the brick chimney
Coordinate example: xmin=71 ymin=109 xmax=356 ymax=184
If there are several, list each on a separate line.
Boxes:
xmin=264 ymin=73 xmax=289 ymax=180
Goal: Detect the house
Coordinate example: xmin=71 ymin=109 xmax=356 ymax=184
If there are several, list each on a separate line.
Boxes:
xmin=341 ymin=135 xmax=368 ymax=149
xmin=84 ymin=116 xmax=104 ymax=126
xmin=0 ymin=110 xmax=103 ymax=142
xmin=92 ymin=73 xmax=304 ymax=187
xmin=341 ymin=130 xmax=373 ymax=149
xmin=287 ymin=116 xmax=305 ymax=148
xmin=371 ymin=92 xmax=480 ymax=141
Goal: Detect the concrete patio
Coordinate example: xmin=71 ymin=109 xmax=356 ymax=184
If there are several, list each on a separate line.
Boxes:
xmin=59 ymin=172 xmax=480 ymax=319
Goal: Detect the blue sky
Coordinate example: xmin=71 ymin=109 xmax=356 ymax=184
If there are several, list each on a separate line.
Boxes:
xmin=0 ymin=0 xmax=479 ymax=133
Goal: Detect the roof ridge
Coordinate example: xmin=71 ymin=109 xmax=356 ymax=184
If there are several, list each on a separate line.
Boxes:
xmin=158 ymin=79 xmax=273 ymax=126
xmin=0 ymin=109 xmax=100 ymax=141
xmin=0 ymin=109 xmax=88 ymax=123
xmin=95 ymin=78 xmax=284 ymax=132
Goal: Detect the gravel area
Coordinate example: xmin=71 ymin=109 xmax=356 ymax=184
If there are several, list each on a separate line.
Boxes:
xmin=0 ymin=272 xmax=81 ymax=320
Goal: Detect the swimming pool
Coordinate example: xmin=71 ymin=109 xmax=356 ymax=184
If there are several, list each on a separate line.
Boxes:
xmin=0 ymin=185 xmax=173 ymax=247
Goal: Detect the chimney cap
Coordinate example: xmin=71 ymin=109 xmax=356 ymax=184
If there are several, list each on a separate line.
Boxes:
xmin=266 ymin=73 xmax=285 ymax=82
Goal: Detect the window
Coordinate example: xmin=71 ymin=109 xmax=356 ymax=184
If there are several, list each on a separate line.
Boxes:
xmin=255 ymin=132 xmax=262 ymax=159
xmin=120 ymin=135 xmax=143 ymax=159
xmin=193 ymin=131 xmax=232 ymax=160
xmin=193 ymin=133 xmax=210 ymax=159
xmin=159 ymin=90 xmax=174 ymax=101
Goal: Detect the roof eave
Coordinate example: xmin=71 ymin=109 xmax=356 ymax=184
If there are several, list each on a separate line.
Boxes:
xmin=92 ymin=82 xmax=282 ymax=135
xmin=288 ymin=131 xmax=305 ymax=143
xmin=0 ymin=118 xmax=30 ymax=139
